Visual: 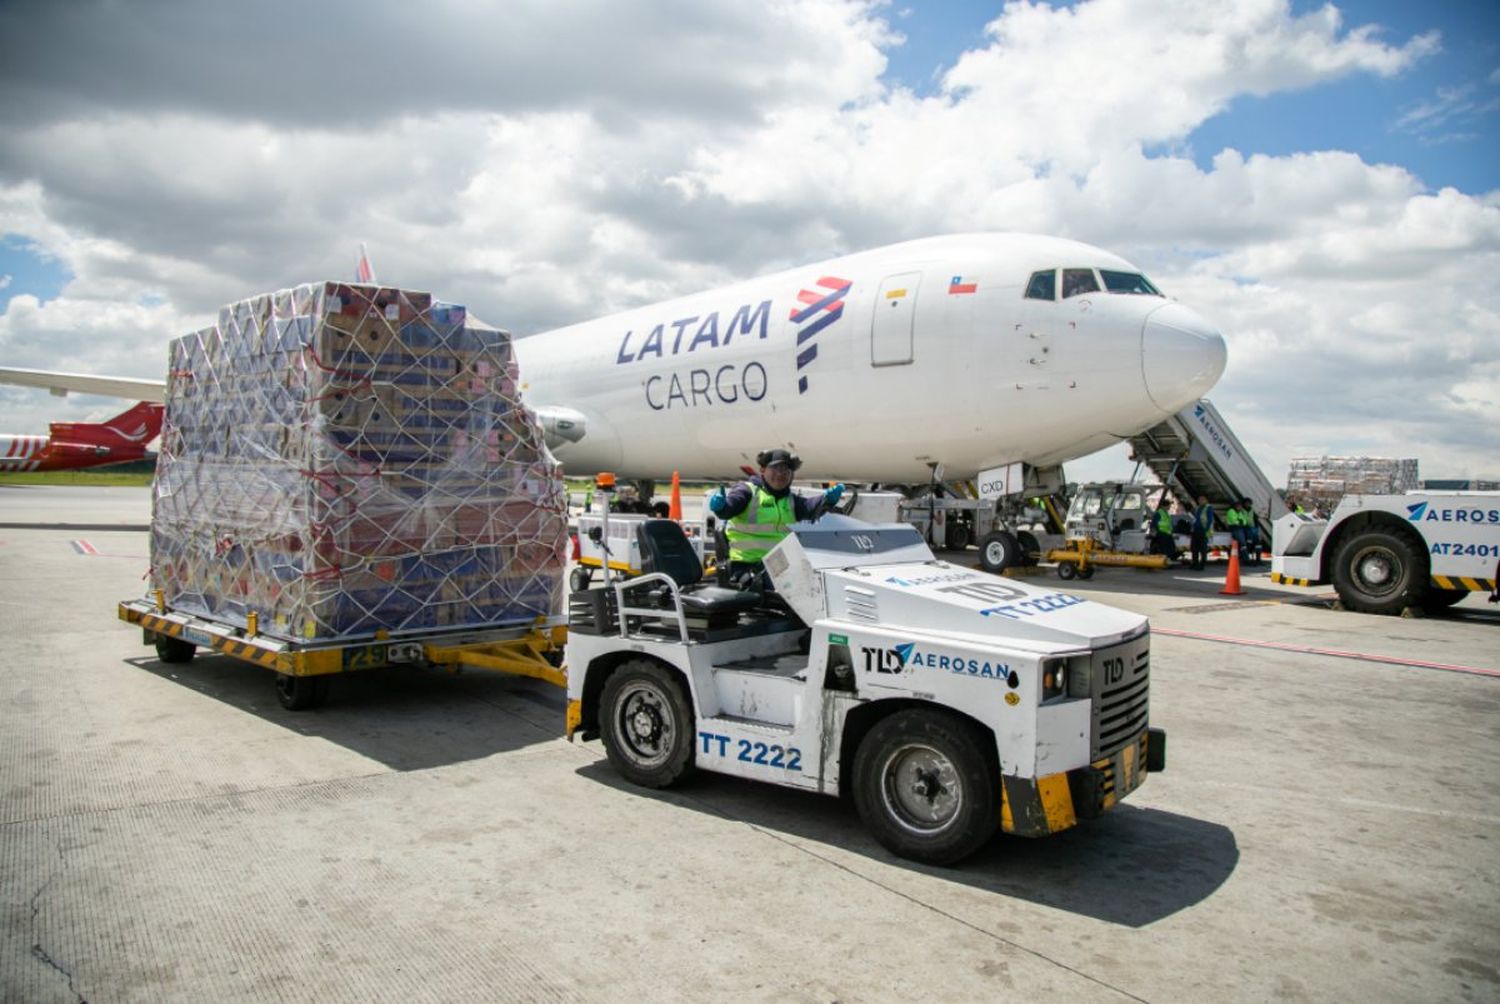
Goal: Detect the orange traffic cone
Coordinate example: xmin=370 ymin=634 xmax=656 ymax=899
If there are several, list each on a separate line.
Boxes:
xmin=669 ymin=470 xmax=683 ymax=521
xmin=1219 ymin=541 xmax=1244 ymax=596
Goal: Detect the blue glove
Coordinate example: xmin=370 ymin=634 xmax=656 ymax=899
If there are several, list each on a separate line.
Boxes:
xmin=708 ymin=486 xmax=728 ymax=515
xmin=823 ymin=483 xmax=845 ymax=505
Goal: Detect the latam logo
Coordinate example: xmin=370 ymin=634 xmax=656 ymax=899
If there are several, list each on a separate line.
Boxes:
xmin=1193 ymin=404 xmax=1234 ymax=462
xmin=1407 ymin=502 xmax=1500 ymax=524
xmin=789 ymin=276 xmax=851 ymax=394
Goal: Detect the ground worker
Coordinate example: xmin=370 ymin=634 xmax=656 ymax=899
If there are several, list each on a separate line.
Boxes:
xmin=1223 ymin=499 xmax=1246 ymax=559
xmin=709 ymin=449 xmax=844 ymax=587
xmin=1240 ymin=497 xmax=1263 ymax=564
xmin=1151 ymin=495 xmax=1178 ymax=561
xmin=1189 ymin=494 xmax=1215 ymax=570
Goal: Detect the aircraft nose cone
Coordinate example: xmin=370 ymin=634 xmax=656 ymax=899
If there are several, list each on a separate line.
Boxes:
xmin=1142 ymin=302 xmax=1227 ymax=412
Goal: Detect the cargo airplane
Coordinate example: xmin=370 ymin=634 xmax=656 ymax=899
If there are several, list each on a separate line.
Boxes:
xmin=0 ymin=233 xmax=1226 ymax=486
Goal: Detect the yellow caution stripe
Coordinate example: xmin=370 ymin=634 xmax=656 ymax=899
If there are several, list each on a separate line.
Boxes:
xmin=1270 ymin=572 xmax=1313 ymax=587
xmin=1001 ymin=731 xmax=1150 ymax=837
xmin=1432 ymin=575 xmax=1496 ymax=592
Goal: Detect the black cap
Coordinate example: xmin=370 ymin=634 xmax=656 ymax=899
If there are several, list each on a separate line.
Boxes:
xmin=757 ymin=448 xmax=802 ymax=471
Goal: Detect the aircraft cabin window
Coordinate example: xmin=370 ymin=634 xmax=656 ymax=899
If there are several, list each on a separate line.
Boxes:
xmin=1061 ymin=268 xmax=1099 ymax=298
xmin=1099 ymin=270 xmax=1163 ymax=296
xmin=1024 ymin=270 xmax=1056 ymax=300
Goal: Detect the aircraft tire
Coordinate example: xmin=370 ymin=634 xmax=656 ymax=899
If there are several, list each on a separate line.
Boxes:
xmin=852 ymin=708 xmax=998 ymax=865
xmin=944 ymin=522 xmax=972 ymax=551
xmin=1332 ymin=528 xmax=1427 ymax=616
xmin=978 ymin=530 xmax=1019 ymax=573
xmin=1016 ymin=530 xmax=1040 ymax=567
xmin=154 ymin=634 xmax=196 ymax=664
xmin=599 ymin=659 xmax=696 ymax=789
xmin=275 ymin=673 xmax=330 ymax=711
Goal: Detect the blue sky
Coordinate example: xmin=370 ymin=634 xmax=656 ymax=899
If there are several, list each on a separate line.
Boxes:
xmin=881 ymin=0 xmax=1499 ymax=193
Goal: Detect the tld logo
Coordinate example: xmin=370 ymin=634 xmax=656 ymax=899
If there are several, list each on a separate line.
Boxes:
xmin=862 ymin=642 xmax=913 ymax=674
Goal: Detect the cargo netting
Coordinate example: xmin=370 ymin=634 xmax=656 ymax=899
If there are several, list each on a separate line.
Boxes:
xmin=149 ymin=281 xmax=567 ymax=642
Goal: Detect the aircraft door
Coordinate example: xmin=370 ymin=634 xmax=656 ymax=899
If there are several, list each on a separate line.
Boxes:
xmin=871 ymin=272 xmax=921 ymax=366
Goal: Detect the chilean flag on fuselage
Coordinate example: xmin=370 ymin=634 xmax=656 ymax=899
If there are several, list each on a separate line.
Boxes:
xmin=949 ymin=275 xmax=977 ymax=295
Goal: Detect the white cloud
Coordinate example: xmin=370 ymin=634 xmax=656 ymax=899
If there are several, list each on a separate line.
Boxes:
xmin=0 ymin=0 xmax=1495 ymax=480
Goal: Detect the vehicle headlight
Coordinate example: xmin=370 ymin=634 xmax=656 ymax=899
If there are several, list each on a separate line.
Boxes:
xmin=1041 ymin=658 xmax=1067 ymax=700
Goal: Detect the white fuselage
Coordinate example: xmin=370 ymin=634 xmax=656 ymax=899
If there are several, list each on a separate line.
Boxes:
xmin=514 ymin=233 xmax=1227 ymax=483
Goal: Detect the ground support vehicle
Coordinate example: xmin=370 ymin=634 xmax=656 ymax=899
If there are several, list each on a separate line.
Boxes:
xmin=120 ymin=596 xmax=566 ymax=710
xmin=571 ymin=511 xmax=710 ymax=591
xmin=1045 ymin=536 xmax=1168 ymax=580
xmin=1270 ymin=492 xmax=1500 ymax=615
xmin=565 ymin=514 xmax=1165 ymax=865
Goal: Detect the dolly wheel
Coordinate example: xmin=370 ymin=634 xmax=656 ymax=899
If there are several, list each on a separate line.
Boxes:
xmin=852 ymin=709 xmax=998 ymax=865
xmin=599 ymin=660 xmax=695 ymax=788
xmin=1056 ymin=562 xmax=1077 ymax=580
xmin=276 ymin=673 xmax=330 ymax=711
xmin=154 ymin=634 xmax=196 ymax=664
xmin=570 ymin=566 xmax=593 ymax=592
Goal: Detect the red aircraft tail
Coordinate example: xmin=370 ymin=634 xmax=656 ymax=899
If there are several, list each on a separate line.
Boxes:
xmin=51 ymin=401 xmax=164 ymax=447
xmin=33 ymin=402 xmax=165 ymax=471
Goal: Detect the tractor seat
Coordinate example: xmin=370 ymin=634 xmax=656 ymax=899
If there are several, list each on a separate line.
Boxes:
xmin=637 ymin=519 xmax=762 ymax=615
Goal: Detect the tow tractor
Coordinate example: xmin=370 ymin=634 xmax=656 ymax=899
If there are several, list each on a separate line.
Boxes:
xmin=565 ymin=494 xmax=1165 ymax=865
xmin=1271 ymin=491 xmax=1500 ymax=615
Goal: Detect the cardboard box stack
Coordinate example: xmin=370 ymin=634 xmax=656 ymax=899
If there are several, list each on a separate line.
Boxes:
xmin=150 ymin=281 xmax=567 ymax=642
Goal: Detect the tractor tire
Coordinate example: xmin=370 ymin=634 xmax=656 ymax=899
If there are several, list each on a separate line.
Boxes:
xmin=599 ymin=659 xmax=696 ymax=789
xmin=1332 ymin=528 xmax=1427 ymax=616
xmin=978 ymin=531 xmax=1020 ymax=573
xmin=852 ymin=708 xmax=999 ymax=865
xmin=1421 ymin=587 xmax=1467 ymax=613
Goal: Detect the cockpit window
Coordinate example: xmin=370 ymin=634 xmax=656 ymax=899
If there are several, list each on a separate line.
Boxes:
xmin=1024 ymin=270 xmax=1056 ymax=300
xmin=1061 ymin=268 xmax=1099 ymax=298
xmin=1100 ymin=270 xmax=1163 ymax=295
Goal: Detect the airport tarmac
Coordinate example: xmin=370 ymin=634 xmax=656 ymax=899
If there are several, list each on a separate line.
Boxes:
xmin=2 ymin=484 xmax=1497 ymax=1002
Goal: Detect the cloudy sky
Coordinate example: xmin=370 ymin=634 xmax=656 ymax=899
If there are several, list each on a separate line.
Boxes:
xmin=1 ymin=0 xmax=1496 ymax=482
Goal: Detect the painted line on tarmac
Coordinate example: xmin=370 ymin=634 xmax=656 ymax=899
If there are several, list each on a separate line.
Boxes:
xmin=1152 ymin=627 xmax=1500 ymax=679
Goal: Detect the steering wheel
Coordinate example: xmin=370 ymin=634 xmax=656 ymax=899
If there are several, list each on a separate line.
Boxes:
xmin=830 ymin=487 xmax=858 ymax=516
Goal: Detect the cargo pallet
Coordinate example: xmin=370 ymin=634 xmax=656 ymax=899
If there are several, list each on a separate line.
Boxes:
xmin=119 ymin=595 xmax=567 ymax=710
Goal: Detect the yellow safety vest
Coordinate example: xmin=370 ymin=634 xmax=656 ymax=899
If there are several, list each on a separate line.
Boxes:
xmin=1156 ymin=509 xmax=1173 ymax=534
xmin=726 ymin=485 xmax=797 ymax=563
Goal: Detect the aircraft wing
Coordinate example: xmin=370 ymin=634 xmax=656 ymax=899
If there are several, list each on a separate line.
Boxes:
xmin=0 ymin=367 xmax=167 ymax=403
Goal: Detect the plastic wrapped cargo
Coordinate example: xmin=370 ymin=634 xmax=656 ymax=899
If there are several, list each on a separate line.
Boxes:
xmin=149 ymin=281 xmax=567 ymax=642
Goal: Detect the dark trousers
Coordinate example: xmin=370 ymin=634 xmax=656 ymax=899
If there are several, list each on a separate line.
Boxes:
xmin=1190 ymin=529 xmax=1209 ymax=569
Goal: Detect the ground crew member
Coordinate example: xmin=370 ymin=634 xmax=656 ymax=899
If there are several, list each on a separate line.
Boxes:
xmin=1223 ymin=500 xmax=1246 ymax=559
xmin=1240 ymin=497 xmax=1263 ymax=564
xmin=1189 ymin=494 xmax=1215 ymax=570
xmin=1151 ymin=495 xmax=1178 ymax=561
xmin=709 ymin=449 xmax=843 ymax=587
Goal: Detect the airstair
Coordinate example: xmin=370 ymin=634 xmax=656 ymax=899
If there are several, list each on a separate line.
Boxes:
xmin=1125 ymin=399 xmax=1286 ymax=540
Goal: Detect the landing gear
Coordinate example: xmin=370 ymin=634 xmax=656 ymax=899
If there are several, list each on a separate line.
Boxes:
xmin=978 ymin=531 xmax=1020 ymax=573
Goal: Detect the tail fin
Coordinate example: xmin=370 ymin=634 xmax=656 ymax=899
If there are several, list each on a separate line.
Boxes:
xmin=51 ymin=402 xmax=164 ymax=446
xmin=356 ymin=242 xmax=376 ymax=284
